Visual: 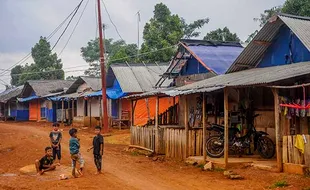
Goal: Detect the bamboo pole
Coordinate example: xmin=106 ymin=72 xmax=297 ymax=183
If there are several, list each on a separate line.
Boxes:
xmin=202 ymin=93 xmax=207 ymax=163
xmin=272 ymin=88 xmax=283 ymax=172
xmin=224 ymin=88 xmax=229 ymax=168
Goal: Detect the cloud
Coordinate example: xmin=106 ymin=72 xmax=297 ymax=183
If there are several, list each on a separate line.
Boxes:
xmin=0 ymin=0 xmax=286 ymax=90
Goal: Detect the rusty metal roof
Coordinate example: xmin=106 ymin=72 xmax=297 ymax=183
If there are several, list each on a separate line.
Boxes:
xmin=128 ymin=61 xmax=310 ymax=99
xmin=0 ymin=86 xmax=23 ymax=103
xmin=227 ymin=14 xmax=310 ymax=73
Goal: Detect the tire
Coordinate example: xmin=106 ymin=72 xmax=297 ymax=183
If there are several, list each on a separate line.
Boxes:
xmin=257 ymin=136 xmax=275 ymax=159
xmin=206 ymin=136 xmax=224 ymax=158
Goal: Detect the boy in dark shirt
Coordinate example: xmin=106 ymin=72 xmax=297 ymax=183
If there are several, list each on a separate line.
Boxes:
xmin=35 ymin=147 xmax=60 ymax=175
xmin=69 ymin=128 xmax=85 ymax=178
xmin=49 ymin=122 xmax=62 ymax=164
xmin=87 ymin=126 xmax=104 ymax=174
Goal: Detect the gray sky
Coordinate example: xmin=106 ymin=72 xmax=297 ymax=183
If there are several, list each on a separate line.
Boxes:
xmin=0 ymin=0 xmax=285 ymax=90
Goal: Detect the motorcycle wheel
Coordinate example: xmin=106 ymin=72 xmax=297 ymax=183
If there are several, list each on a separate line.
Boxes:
xmin=206 ymin=136 xmax=224 ymax=158
xmin=257 ymin=136 xmax=275 ymax=159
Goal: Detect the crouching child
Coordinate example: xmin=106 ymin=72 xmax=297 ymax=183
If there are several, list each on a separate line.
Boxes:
xmin=35 ymin=147 xmax=60 ymax=175
xmin=69 ymin=128 xmax=85 ymax=178
xmin=87 ymin=126 xmax=104 ymax=174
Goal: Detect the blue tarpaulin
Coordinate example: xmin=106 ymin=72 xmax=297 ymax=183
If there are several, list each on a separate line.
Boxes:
xmin=18 ymin=95 xmax=39 ymax=102
xmin=87 ymin=80 xmax=127 ymax=99
xmin=188 ymin=45 xmax=243 ymax=74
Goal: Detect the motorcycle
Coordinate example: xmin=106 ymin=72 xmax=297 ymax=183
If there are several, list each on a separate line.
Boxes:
xmin=205 ymin=114 xmax=275 ymax=159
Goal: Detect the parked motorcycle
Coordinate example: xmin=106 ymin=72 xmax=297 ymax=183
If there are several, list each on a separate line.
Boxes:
xmin=205 ymin=114 xmax=275 ymax=159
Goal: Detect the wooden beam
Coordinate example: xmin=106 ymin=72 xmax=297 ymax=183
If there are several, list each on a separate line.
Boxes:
xmin=224 ymin=88 xmax=229 ymax=169
xmin=253 ymin=40 xmax=271 ymax=46
xmin=155 ymin=96 xmax=159 ymax=153
xmin=272 ymin=88 xmax=283 ymax=172
xmin=202 ymin=93 xmax=207 ymax=163
xmin=61 ymin=100 xmax=64 ymax=126
xmin=184 ymin=95 xmax=189 ymax=157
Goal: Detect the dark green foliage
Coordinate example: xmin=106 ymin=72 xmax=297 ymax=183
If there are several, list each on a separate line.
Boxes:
xmin=11 ymin=37 xmax=64 ymax=86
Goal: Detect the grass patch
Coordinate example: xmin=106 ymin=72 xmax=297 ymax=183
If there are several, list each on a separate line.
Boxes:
xmin=196 ymin=164 xmax=204 ymax=169
xmin=214 ymin=167 xmax=225 ymax=172
xmin=131 ymin=151 xmax=139 ymax=156
xmin=270 ymin=180 xmax=288 ymax=188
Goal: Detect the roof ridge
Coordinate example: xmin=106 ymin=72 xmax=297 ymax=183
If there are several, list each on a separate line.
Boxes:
xmin=279 ymin=13 xmax=310 ymax=21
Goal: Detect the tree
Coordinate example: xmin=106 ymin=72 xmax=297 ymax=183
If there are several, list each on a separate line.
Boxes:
xmin=66 ymin=75 xmax=79 ymax=80
xmin=282 ymin=0 xmax=310 ymax=17
xmin=141 ymin=3 xmax=209 ymax=62
xmin=10 ymin=37 xmax=64 ymax=86
xmin=246 ymin=0 xmax=310 ymax=42
xmin=81 ymin=38 xmax=138 ymax=76
xmin=203 ymin=27 xmax=240 ymax=42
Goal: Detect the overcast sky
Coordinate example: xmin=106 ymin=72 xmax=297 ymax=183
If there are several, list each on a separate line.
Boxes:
xmin=0 ymin=0 xmax=285 ymax=90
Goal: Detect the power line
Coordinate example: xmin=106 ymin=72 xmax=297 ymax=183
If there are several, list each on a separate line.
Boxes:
xmin=58 ymin=0 xmax=90 ymax=56
xmin=51 ymin=0 xmax=84 ymax=51
xmin=101 ymin=0 xmax=124 ymax=41
xmin=0 ymin=0 xmax=86 ymax=76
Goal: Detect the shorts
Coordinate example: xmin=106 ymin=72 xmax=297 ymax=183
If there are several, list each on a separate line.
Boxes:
xmin=39 ymin=165 xmax=49 ymax=171
xmin=52 ymin=144 xmax=61 ymax=160
xmin=71 ymin=153 xmax=85 ymax=168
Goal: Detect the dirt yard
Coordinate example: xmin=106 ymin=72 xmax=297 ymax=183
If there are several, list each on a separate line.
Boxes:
xmin=0 ymin=122 xmax=309 ymax=190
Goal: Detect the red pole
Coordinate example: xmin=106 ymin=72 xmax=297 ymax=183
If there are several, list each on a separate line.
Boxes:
xmin=97 ymin=0 xmax=109 ymax=133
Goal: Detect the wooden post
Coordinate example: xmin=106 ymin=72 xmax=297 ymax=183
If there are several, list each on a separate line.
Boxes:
xmin=224 ymin=88 xmax=229 ymax=168
xmin=131 ymin=100 xmax=136 ymax=126
xmin=155 ymin=96 xmax=159 ymax=153
xmin=61 ymin=99 xmax=64 ymax=126
xmin=272 ymin=88 xmax=283 ymax=172
xmin=99 ymin=97 xmax=102 ymax=127
xmin=202 ymin=93 xmax=207 ymax=163
xmin=145 ymin=98 xmax=151 ymax=121
xmin=89 ymin=98 xmax=92 ymax=128
xmin=184 ymin=95 xmax=189 ymax=157
xmin=72 ymin=99 xmax=74 ymax=126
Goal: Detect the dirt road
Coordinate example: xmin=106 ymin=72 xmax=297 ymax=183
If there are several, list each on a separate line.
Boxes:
xmin=0 ymin=122 xmax=309 ymax=190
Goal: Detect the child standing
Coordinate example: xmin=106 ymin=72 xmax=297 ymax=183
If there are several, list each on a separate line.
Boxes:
xmin=35 ymin=147 xmax=60 ymax=175
xmin=87 ymin=126 xmax=104 ymax=174
xmin=49 ymin=122 xmax=62 ymax=164
xmin=69 ymin=128 xmax=85 ymax=178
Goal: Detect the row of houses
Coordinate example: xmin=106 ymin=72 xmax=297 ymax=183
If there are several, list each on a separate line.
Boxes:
xmin=0 ymin=63 xmax=174 ymax=128
xmin=128 ymin=13 xmax=310 ymax=173
xmin=1 ymin=13 xmax=309 ymax=173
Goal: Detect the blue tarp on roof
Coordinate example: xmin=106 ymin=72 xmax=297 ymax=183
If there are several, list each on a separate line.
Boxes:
xmin=18 ymin=95 xmax=39 ymax=102
xmin=87 ymin=80 xmax=127 ymax=99
xmin=188 ymin=45 xmax=243 ymax=74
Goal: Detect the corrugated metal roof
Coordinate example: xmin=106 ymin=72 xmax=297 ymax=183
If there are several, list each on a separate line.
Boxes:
xmin=129 ymin=61 xmax=310 ymax=99
xmin=0 ymin=86 xmax=23 ymax=103
xmin=80 ymin=76 xmax=101 ymax=91
xmin=227 ymin=14 xmax=310 ymax=73
xmin=109 ymin=63 xmax=171 ymax=93
xmin=179 ymin=61 xmax=310 ymax=91
xmin=25 ymin=80 xmax=74 ymax=97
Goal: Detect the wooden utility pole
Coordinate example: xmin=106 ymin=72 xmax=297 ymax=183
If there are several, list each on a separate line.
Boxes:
xmin=97 ymin=0 xmax=109 ymax=133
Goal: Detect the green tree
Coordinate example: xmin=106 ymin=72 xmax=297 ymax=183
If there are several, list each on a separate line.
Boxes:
xmin=141 ymin=3 xmax=209 ymax=62
xmin=282 ymin=0 xmax=310 ymax=16
xmin=66 ymin=75 xmax=79 ymax=80
xmin=81 ymin=38 xmax=138 ymax=76
xmin=10 ymin=37 xmax=64 ymax=86
xmin=247 ymin=0 xmax=310 ymax=43
xmin=203 ymin=27 xmax=240 ymax=42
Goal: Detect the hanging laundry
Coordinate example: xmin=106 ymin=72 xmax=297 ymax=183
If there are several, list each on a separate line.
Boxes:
xmin=294 ymin=134 xmax=305 ymax=154
xmin=301 ymin=100 xmax=306 ymax=117
xmin=307 ymin=99 xmax=310 ymax=117
xmin=295 ymin=99 xmax=300 ymax=117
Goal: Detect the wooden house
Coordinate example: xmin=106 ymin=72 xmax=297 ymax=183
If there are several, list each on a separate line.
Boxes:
xmin=0 ymin=86 xmax=27 ymax=121
xmin=129 ymin=14 xmax=310 ymax=174
xmin=18 ymin=80 xmax=74 ymax=122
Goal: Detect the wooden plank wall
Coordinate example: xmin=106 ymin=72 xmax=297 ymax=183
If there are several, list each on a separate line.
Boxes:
xmin=282 ymin=135 xmax=310 ymax=167
xmin=131 ymin=126 xmax=156 ymax=151
xmin=165 ymin=128 xmax=203 ymax=160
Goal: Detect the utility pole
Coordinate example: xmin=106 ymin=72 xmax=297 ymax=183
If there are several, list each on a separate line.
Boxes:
xmin=97 ymin=0 xmax=109 ymax=133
